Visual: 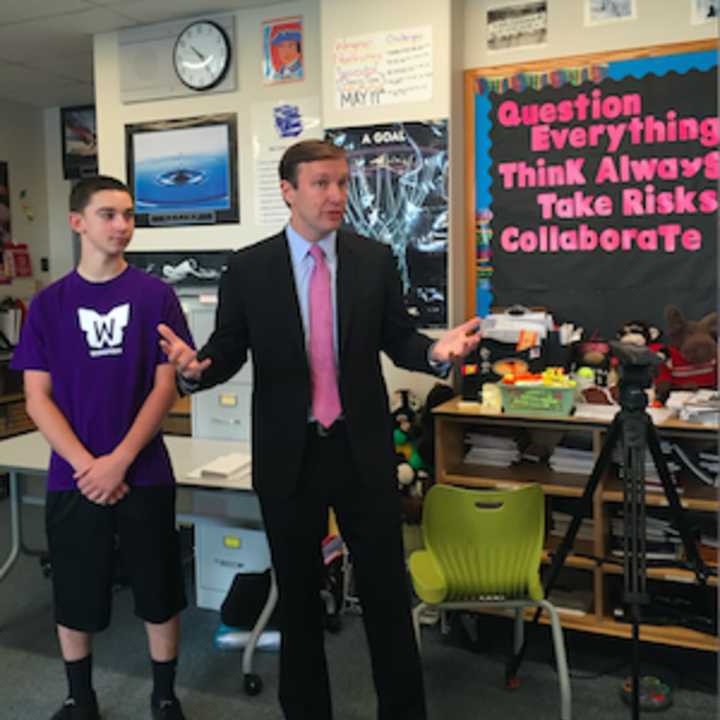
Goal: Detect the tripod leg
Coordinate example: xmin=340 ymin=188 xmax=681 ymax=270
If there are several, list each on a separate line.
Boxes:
xmin=505 ymin=416 xmax=623 ymax=682
xmin=645 ymin=424 xmax=708 ymax=582
xmin=623 ymin=441 xmax=649 ymax=720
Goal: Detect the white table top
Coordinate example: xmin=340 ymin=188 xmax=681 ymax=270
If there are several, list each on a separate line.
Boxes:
xmin=0 ymin=431 xmax=253 ymax=491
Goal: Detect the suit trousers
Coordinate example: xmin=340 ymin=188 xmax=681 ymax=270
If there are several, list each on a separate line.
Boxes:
xmin=259 ymin=421 xmax=427 ymax=720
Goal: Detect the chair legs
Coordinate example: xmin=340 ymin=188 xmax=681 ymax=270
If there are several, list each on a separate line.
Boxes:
xmin=538 ymin=600 xmax=572 ymax=720
xmin=411 ymin=602 xmax=427 ymax=649
xmin=513 ymin=607 xmax=524 ymax=654
xmin=412 ymin=600 xmax=571 ymax=720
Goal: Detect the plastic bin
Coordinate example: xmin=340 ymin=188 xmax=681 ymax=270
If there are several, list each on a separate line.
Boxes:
xmin=500 ymin=383 xmax=575 ymax=417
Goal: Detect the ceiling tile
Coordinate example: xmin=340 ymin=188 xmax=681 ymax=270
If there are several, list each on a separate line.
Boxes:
xmin=0 ymin=63 xmax=93 ymax=107
xmin=114 ymin=0 xmax=287 ymax=25
xmin=0 ymin=0 xmax=290 ymax=106
xmin=35 ymin=52 xmax=94 ymax=83
xmin=0 ymin=6 xmax=135 ymax=64
xmin=0 ymin=0 xmax=90 ymax=25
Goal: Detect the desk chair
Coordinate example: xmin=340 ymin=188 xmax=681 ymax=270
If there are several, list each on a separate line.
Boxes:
xmin=409 ymin=483 xmax=572 ymax=720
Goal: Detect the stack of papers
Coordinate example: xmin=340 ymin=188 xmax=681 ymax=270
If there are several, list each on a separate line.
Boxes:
xmin=672 ymin=443 xmax=718 ymax=488
xmin=610 ymin=513 xmax=683 ymax=561
xmin=667 ymin=390 xmax=720 ymax=426
xmin=188 ymin=452 xmax=251 ymax=480
xmin=549 ymin=446 xmax=595 ymax=475
xmin=573 ymin=403 xmax=676 ymax=425
xmin=611 ymin=441 xmax=683 ymax=492
xmin=201 ymin=452 xmax=251 ymax=477
xmin=551 ymin=511 xmax=594 ymax=542
xmin=573 ymin=403 xmax=618 ymax=421
xmin=464 ymin=432 xmax=520 ymax=468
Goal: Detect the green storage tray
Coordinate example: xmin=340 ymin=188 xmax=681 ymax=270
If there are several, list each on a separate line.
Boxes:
xmin=500 ymin=384 xmax=575 ymax=417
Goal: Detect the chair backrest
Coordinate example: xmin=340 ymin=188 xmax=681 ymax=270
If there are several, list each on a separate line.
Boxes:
xmin=422 ymin=483 xmax=545 ymax=601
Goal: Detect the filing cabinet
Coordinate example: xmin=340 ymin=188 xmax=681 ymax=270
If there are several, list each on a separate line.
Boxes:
xmin=185 ymin=301 xmax=252 ymax=441
xmin=194 ymin=519 xmax=272 ymax=610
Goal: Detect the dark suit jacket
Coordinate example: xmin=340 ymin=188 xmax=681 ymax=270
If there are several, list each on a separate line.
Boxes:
xmin=197 ymin=230 xmax=435 ymax=499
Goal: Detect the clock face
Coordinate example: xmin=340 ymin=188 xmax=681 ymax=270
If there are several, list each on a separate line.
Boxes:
xmin=173 ymin=20 xmax=231 ymax=91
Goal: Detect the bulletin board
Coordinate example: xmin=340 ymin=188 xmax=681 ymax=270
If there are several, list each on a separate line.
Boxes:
xmin=465 ymin=40 xmax=717 ymax=336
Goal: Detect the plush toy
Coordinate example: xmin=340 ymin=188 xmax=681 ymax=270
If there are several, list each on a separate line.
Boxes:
xmin=391 ymin=389 xmax=424 ymax=471
xmin=396 ymin=455 xmax=427 ymax=499
xmin=616 ymin=320 xmax=662 ymax=350
xmin=612 ymin=320 xmax=667 ymax=389
xmin=655 ymin=306 xmax=718 ymax=404
xmin=566 ymin=333 xmax=611 ymax=388
xmin=396 ymin=453 xmax=430 ymax=524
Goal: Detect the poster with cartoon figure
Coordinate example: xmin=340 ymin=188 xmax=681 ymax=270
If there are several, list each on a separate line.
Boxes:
xmin=262 ymin=16 xmax=304 ymax=84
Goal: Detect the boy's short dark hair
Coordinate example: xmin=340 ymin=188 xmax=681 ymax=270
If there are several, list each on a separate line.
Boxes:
xmin=69 ymin=176 xmax=131 ymax=213
xmin=279 ymin=140 xmax=347 ymax=187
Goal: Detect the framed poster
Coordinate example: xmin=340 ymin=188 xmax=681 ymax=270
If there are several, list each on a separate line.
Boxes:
xmin=125 ymin=250 xmax=229 ymax=288
xmin=262 ymin=16 xmax=304 ymax=84
xmin=691 ymin=0 xmax=719 ymax=23
xmin=465 ymin=40 xmax=717 ymax=336
xmin=326 ymin=120 xmax=449 ymax=327
xmin=125 ymin=113 xmax=239 ymax=228
xmin=584 ymin=0 xmax=636 ymax=27
xmin=487 ymin=2 xmax=548 ymax=52
xmin=61 ymin=105 xmax=98 ymax=180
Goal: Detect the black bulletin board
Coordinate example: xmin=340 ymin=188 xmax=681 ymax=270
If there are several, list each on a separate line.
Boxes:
xmin=465 ymin=40 xmax=717 ymax=336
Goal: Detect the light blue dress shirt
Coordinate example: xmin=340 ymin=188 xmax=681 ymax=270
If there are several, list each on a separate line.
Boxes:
xmin=285 ymin=224 xmax=450 ymax=380
xmin=285 ymin=224 xmax=339 ymax=360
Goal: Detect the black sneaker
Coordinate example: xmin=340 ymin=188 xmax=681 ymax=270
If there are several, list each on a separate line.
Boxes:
xmin=50 ymin=693 xmax=100 ymax=719
xmin=151 ymin=696 xmax=186 ymax=720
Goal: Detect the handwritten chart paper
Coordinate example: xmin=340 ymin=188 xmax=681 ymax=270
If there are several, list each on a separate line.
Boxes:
xmin=334 ymin=26 xmax=432 ymax=110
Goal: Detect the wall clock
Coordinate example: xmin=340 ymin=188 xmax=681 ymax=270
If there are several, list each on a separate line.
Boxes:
xmin=173 ymin=20 xmax=232 ymax=91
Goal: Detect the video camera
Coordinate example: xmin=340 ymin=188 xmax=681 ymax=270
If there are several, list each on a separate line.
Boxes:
xmin=609 ymin=341 xmax=663 ymax=411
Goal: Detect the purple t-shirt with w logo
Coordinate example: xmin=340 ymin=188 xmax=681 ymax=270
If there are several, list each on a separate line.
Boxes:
xmin=11 ymin=266 xmax=193 ymax=491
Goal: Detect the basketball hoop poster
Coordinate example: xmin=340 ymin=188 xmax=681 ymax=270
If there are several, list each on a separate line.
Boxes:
xmin=326 ymin=120 xmax=448 ymax=328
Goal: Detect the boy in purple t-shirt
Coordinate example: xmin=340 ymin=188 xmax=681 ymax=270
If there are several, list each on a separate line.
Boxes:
xmin=11 ymin=176 xmax=192 ymax=720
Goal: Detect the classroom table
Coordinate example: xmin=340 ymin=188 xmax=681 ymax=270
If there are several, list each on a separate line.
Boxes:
xmin=0 ymin=431 xmax=276 ymax=695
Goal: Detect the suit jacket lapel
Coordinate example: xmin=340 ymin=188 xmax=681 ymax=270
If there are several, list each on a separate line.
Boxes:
xmin=267 ymin=232 xmax=306 ymax=364
xmin=336 ymin=232 xmax=357 ymax=358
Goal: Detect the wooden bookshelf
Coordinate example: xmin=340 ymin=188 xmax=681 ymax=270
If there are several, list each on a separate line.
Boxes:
xmin=434 ymin=397 xmax=719 ymax=653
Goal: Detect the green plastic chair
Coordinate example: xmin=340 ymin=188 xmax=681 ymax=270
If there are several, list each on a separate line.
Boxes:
xmin=409 ymin=483 xmax=571 ymax=720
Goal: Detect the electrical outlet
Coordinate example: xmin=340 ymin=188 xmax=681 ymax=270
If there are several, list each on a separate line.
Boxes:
xmin=41 ymin=257 xmax=49 ymax=272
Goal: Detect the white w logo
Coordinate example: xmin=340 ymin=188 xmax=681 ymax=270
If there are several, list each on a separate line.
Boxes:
xmin=78 ymin=304 xmax=130 ymax=356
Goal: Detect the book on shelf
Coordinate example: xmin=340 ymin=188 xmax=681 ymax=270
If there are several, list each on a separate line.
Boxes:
xmin=551 ymin=511 xmax=594 ymax=541
xmin=671 ymin=443 xmax=719 ymax=488
xmin=548 ymin=587 xmax=593 ymax=616
xmin=520 ymin=442 xmax=551 ymax=463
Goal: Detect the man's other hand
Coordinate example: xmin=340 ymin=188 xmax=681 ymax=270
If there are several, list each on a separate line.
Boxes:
xmin=158 ymin=323 xmax=212 ymax=380
xmin=430 ymin=317 xmax=482 ymax=364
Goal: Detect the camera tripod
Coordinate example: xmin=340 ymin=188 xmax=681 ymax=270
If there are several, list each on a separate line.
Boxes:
xmin=506 ymin=343 xmax=711 ymax=720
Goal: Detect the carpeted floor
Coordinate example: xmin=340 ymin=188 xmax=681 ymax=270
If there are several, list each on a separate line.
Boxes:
xmin=0 ymin=495 xmax=716 ymax=720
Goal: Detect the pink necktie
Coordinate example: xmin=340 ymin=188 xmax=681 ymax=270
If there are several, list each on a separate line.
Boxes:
xmin=309 ymin=244 xmax=342 ymax=428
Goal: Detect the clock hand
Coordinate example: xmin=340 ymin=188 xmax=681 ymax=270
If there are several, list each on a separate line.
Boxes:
xmin=191 ymin=45 xmax=206 ymax=61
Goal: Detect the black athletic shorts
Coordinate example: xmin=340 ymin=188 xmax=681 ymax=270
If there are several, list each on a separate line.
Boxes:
xmin=45 ymin=485 xmax=187 ymax=633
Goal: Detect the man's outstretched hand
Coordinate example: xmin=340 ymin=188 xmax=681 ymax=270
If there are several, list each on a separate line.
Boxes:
xmin=158 ymin=323 xmax=212 ymax=380
xmin=430 ymin=317 xmax=482 ymax=364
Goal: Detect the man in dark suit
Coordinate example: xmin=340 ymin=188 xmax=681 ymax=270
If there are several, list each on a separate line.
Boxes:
xmin=159 ymin=140 xmax=481 ymax=720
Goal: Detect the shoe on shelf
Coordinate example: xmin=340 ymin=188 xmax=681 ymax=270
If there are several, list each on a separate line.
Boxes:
xmin=151 ymin=696 xmax=187 ymax=720
xmin=50 ymin=693 xmax=100 ymax=719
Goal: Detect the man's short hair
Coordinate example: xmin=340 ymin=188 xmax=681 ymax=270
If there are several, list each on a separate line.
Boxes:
xmin=69 ymin=176 xmax=131 ymax=213
xmin=279 ymin=141 xmax=347 ymax=187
